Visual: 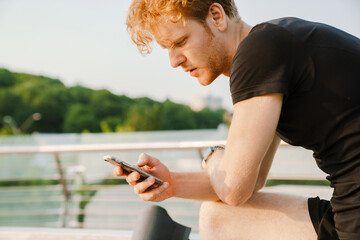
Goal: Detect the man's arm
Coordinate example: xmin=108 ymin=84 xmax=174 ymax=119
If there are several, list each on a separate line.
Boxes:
xmin=114 ymin=153 xmax=220 ymax=202
xmin=171 ymin=134 xmax=279 ymax=201
xmin=114 ymin=94 xmax=282 ymax=204
xmin=206 ymin=93 xmax=283 ymax=206
xmin=171 ymin=171 xmax=219 ymax=201
xmin=113 ymin=133 xmax=279 ymax=203
xmin=253 ymin=134 xmax=280 ymax=192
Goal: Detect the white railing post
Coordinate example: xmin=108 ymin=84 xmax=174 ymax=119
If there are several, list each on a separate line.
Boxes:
xmin=54 ymin=152 xmax=71 ymax=228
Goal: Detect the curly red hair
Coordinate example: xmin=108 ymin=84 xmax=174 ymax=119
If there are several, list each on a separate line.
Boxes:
xmin=127 ymin=0 xmax=240 ymax=55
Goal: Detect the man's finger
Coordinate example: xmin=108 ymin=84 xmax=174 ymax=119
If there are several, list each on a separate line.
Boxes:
xmin=140 ymin=182 xmax=169 ymax=202
xmin=126 ymin=171 xmax=140 ymax=186
xmin=133 ymin=177 xmax=155 ymax=194
xmin=137 ymin=153 xmax=160 ymax=167
xmin=113 ymin=166 xmax=124 ymax=176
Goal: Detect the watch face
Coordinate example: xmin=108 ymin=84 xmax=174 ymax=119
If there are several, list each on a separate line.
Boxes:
xmin=202 ymin=147 xmax=214 ymax=161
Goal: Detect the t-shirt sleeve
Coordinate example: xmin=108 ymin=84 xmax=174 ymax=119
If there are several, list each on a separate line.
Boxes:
xmin=230 ymin=24 xmax=295 ymax=104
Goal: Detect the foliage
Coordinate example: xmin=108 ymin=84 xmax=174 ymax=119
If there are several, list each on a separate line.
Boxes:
xmin=0 ymin=69 xmax=15 ymax=87
xmin=62 ymin=104 xmax=100 ymax=133
xmin=161 ymin=100 xmax=196 ymax=130
xmin=0 ymin=68 xmax=228 ymax=134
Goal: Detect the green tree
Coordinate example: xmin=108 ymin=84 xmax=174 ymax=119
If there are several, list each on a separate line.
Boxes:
xmin=89 ymin=90 xmax=133 ymax=128
xmin=68 ymin=85 xmax=93 ymax=105
xmin=161 ymin=100 xmax=196 ymax=130
xmin=147 ymin=102 xmax=164 ymax=130
xmin=122 ymin=98 xmax=164 ymax=131
xmin=100 ymin=116 xmax=124 ymax=132
xmin=0 ymin=68 xmax=227 ymax=134
xmin=31 ymin=85 xmax=70 ymax=132
xmin=0 ymin=68 xmax=15 ymax=87
xmin=63 ymin=104 xmax=100 ymax=133
xmin=194 ymin=108 xmax=225 ymax=129
xmin=11 ymin=73 xmax=65 ymax=104
xmin=0 ymin=90 xmax=34 ymax=132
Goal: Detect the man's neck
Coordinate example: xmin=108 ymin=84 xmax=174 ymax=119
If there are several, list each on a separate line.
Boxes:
xmin=222 ymin=20 xmax=252 ymax=77
xmin=239 ymin=21 xmax=252 ymax=45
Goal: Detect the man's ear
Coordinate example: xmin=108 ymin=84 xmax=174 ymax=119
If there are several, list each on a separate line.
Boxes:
xmin=207 ymin=3 xmax=227 ymax=31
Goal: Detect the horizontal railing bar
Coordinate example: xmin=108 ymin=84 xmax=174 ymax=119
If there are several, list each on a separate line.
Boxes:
xmin=0 ymin=222 xmax=61 ymax=226
xmin=0 ymin=208 xmax=199 ymax=217
xmin=0 ymin=140 xmax=227 ymax=154
xmin=0 ymin=209 xmax=197 ymax=218
xmin=0 ymin=185 xmax=64 ymax=191
xmin=0 ymin=199 xmax=64 ymax=204
xmin=0 ymin=196 xmax=188 ymax=204
xmin=0 ymin=176 xmax=61 ymax=182
xmin=1 ymin=140 xmax=288 ymax=155
xmin=67 ymin=209 xmax=199 ymax=216
xmin=0 ymin=175 xmax=326 ymax=189
xmin=0 ymin=209 xmax=64 ymax=216
xmin=267 ymin=176 xmax=326 ymax=181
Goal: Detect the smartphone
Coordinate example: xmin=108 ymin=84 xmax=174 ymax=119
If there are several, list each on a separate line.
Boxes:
xmin=104 ymin=155 xmax=163 ymax=187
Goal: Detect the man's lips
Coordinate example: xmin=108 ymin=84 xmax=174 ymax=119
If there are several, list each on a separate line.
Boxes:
xmin=190 ymin=68 xmax=198 ymax=77
xmin=185 ymin=68 xmax=197 ymax=77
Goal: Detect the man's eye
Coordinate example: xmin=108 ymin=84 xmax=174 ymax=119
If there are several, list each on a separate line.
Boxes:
xmin=175 ymin=38 xmax=186 ymax=47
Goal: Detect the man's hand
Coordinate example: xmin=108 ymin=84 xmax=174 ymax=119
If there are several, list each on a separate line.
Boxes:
xmin=113 ymin=153 xmax=174 ymax=202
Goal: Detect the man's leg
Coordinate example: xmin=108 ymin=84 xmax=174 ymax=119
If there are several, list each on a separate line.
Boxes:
xmin=199 ymin=191 xmax=317 ymax=240
xmin=132 ymin=205 xmax=191 ymax=240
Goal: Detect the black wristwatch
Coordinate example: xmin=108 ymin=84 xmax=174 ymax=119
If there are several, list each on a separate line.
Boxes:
xmin=202 ymin=145 xmax=225 ymax=168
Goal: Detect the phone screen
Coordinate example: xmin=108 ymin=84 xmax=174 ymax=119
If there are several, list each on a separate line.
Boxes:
xmin=104 ymin=155 xmax=163 ymax=186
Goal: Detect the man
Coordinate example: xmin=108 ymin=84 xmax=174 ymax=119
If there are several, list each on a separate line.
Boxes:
xmin=114 ymin=0 xmax=360 ymax=239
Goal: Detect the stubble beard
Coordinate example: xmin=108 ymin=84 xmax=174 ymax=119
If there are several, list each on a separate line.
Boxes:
xmin=196 ymin=22 xmax=230 ymax=86
xmin=202 ymin=34 xmax=229 ymax=86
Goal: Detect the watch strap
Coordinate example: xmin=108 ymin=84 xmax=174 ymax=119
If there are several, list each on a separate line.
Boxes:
xmin=202 ymin=145 xmax=225 ymax=168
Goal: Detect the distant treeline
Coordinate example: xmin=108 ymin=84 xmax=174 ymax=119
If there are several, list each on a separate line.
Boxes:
xmin=0 ymin=68 xmax=227 ymax=134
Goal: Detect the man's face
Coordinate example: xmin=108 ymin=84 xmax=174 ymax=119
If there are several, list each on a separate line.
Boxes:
xmin=153 ymin=17 xmax=229 ymax=86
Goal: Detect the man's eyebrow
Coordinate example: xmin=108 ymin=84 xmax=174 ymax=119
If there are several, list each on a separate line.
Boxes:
xmin=158 ymin=40 xmax=171 ymax=49
xmin=158 ymin=35 xmax=187 ymax=49
xmin=156 ymin=36 xmax=172 ymax=48
xmin=170 ymin=35 xmax=188 ymax=48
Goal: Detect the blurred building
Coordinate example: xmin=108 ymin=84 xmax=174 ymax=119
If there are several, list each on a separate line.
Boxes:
xmin=189 ymin=93 xmax=223 ymax=111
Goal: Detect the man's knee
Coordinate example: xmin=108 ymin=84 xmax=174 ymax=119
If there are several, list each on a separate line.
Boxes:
xmin=199 ymin=201 xmax=224 ymax=238
xmin=199 ymin=201 xmax=217 ymax=226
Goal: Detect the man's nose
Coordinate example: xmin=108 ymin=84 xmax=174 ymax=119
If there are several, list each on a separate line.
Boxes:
xmin=168 ymin=48 xmax=186 ymax=68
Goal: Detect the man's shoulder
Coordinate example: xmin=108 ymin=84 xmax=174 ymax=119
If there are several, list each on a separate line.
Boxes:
xmin=257 ymin=17 xmax=360 ymax=50
xmin=242 ymin=17 xmax=305 ymax=45
xmin=231 ymin=19 xmax=297 ymax=69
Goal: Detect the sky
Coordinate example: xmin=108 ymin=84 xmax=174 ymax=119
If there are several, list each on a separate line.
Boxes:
xmin=0 ymin=0 xmax=359 ymax=111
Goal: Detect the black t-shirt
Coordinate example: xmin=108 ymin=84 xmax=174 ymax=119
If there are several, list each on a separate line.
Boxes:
xmin=230 ymin=17 xmax=360 ymax=237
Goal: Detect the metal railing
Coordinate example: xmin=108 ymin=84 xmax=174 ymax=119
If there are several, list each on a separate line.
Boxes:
xmin=0 ymin=140 xmax=327 ymax=230
xmin=0 ymin=140 xmax=226 ymax=229
xmin=0 ymin=140 xmax=227 ymax=154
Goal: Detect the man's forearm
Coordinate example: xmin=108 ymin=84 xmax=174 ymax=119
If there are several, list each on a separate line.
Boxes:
xmin=204 ymin=149 xmax=229 ymax=201
xmin=205 ymin=135 xmax=280 ymax=204
xmin=171 ymin=171 xmax=219 ymax=201
xmin=253 ymin=135 xmax=280 ymax=193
